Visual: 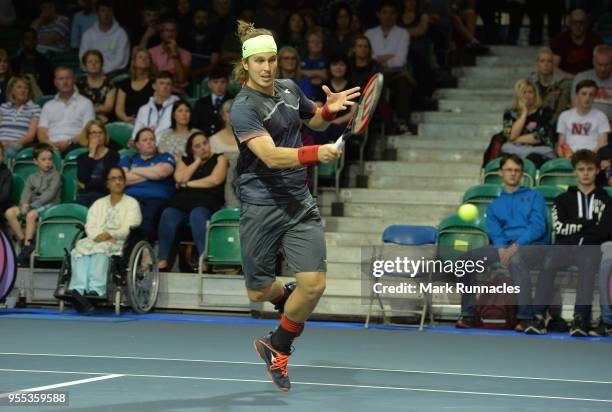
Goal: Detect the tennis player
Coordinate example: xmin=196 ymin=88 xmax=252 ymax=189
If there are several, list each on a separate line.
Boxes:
xmin=230 ymin=21 xmax=360 ymax=392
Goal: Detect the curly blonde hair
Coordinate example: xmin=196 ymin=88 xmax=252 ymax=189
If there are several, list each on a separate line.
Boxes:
xmin=232 ymin=20 xmax=275 ymax=84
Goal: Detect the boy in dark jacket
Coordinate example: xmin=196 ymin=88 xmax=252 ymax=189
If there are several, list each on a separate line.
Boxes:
xmin=528 ymin=149 xmax=612 ymax=336
xmin=456 ymin=154 xmax=550 ymax=331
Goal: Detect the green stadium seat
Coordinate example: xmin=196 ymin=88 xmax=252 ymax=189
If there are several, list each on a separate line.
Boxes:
xmin=62 ymin=147 xmax=88 ymax=170
xmin=110 ymin=73 xmax=129 ymax=86
xmin=10 ymin=175 xmax=24 ymax=207
xmin=462 ymin=184 xmax=503 ymax=219
xmin=533 ymin=185 xmax=565 ymax=206
xmin=34 ymin=95 xmax=55 ymax=107
xmin=186 ymin=97 xmax=198 ymax=108
xmin=30 ymin=204 xmax=88 ymax=267
xmin=119 ymin=148 xmax=137 ymax=159
xmin=106 ymin=122 xmax=133 ymax=149
xmin=199 ymin=208 xmax=241 ymax=272
xmin=437 ymin=214 xmax=489 ymax=262
xmin=537 ymin=158 xmax=574 ymax=188
xmin=483 ymin=157 xmax=536 ymax=187
xmin=61 ymin=169 xmax=79 ymax=203
xmin=12 ymin=147 xmax=62 ymax=183
xmin=605 ymin=186 xmax=612 ymax=198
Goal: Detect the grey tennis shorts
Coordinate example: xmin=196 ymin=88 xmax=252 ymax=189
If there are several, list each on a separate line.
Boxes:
xmin=240 ymin=194 xmax=327 ymax=290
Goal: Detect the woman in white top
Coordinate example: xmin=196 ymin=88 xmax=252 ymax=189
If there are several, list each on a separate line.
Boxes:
xmin=209 ymin=99 xmax=238 ymax=154
xmin=69 ymin=166 xmax=142 ymax=301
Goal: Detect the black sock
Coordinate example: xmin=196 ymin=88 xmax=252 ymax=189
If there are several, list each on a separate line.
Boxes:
xmin=271 ymin=326 xmax=300 ymax=354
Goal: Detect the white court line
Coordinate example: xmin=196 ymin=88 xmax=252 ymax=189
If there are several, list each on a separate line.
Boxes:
xmin=0 ymin=368 xmax=611 ymax=404
xmin=0 ymin=352 xmax=611 ymax=385
xmin=0 ymin=374 xmax=123 ymax=399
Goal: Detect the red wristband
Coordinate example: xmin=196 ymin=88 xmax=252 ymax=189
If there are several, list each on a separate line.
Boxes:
xmin=298 ymin=145 xmax=320 ymax=165
xmin=321 ymin=104 xmax=336 ymax=122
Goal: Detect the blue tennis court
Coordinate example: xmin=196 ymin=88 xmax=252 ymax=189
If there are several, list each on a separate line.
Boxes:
xmin=1 ymin=309 xmax=611 ymax=411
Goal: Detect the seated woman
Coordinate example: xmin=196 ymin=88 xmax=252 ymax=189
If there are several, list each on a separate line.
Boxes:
xmin=119 ymin=128 xmax=175 ymax=240
xmin=158 ymin=100 xmax=198 ymax=158
xmin=501 ymin=79 xmax=554 ymax=168
xmin=114 ymin=47 xmax=155 ymax=124
xmin=157 ymin=132 xmax=228 ymax=271
xmin=277 ymin=46 xmax=314 ymax=99
xmin=76 ymin=120 xmax=120 ymax=207
xmin=209 ymin=100 xmax=239 ymax=207
xmin=68 ymin=167 xmax=142 ymax=312
xmin=0 ymin=75 xmax=41 ymax=158
xmin=77 ymin=50 xmax=117 ymax=124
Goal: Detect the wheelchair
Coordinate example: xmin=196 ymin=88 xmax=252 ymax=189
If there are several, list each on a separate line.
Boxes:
xmin=54 ymin=227 xmax=160 ymax=315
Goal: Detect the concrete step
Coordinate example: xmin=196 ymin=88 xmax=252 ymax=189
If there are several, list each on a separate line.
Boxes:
xmin=477 ymin=55 xmax=535 ymax=67
xmin=421 ymin=111 xmax=500 ymax=125
xmin=321 ymin=202 xmax=457 ymax=223
xmin=326 ymin=262 xmax=362 ymax=279
xmin=459 ymin=76 xmax=519 ymax=89
xmin=462 ymin=66 xmax=532 ymax=79
xmin=395 ymin=147 xmax=483 ymax=164
xmin=322 ymin=216 xmax=445 ymax=234
xmin=319 ymin=188 xmax=464 ymax=206
xmin=419 ymin=123 xmax=500 ymax=139
xmin=325 ymin=231 xmax=382 ymax=246
xmin=350 ymin=161 xmax=481 ymax=177
xmin=387 ymin=135 xmax=489 ymax=151
xmin=438 ymin=99 xmax=509 ymax=113
xmin=365 ymin=175 xmax=479 ymax=191
xmin=327 ymin=245 xmax=362 ymax=263
xmin=434 ymin=88 xmax=513 ymax=100
xmin=490 ymin=45 xmax=540 ymax=58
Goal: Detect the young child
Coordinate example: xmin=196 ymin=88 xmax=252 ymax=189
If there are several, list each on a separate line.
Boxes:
xmin=4 ymin=143 xmax=62 ymax=265
xmin=0 ymin=144 xmax=13 ymax=232
xmin=301 ymin=29 xmax=327 ymax=87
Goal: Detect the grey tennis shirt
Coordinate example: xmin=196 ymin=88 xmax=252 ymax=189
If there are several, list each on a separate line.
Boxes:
xmin=231 ymin=79 xmax=316 ymax=205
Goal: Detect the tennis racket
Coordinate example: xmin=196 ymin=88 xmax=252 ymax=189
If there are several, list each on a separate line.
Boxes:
xmin=334 ymin=72 xmax=384 ymax=150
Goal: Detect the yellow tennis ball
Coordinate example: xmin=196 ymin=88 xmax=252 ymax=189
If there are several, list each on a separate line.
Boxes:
xmin=458 ymin=204 xmax=478 ymax=221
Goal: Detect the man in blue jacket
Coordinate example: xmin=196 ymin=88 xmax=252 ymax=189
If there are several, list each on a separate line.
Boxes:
xmin=456 ymin=154 xmax=550 ymax=331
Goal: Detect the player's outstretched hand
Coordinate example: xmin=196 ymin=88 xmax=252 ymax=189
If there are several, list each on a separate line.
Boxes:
xmin=318 ymin=144 xmax=343 ymax=163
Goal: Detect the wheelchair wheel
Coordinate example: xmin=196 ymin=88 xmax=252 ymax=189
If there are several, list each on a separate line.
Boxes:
xmin=127 ymin=240 xmax=159 ymax=314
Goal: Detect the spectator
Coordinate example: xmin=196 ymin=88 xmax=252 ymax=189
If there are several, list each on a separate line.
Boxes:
xmin=131 ymin=71 xmax=179 ymax=143
xmin=68 ymin=166 xmax=142 ymax=311
xmin=174 ymin=0 xmax=194 ymax=49
xmin=528 ymin=150 xmax=611 ymax=337
xmin=70 ymin=0 xmax=97 ymax=49
xmin=349 ymin=35 xmax=382 ymax=91
xmin=133 ymin=1 xmax=162 ymax=49
xmin=0 ymin=49 xmax=12 ymax=104
xmin=77 ymin=50 xmax=117 ymax=124
xmin=4 ymin=143 xmax=62 ymax=265
xmin=325 ymin=2 xmax=356 ymax=59
xmin=506 ymin=0 xmax=564 ymax=46
xmin=0 ymin=0 xmax=16 ymax=28
xmin=210 ymin=0 xmax=233 ymax=49
xmin=529 ymin=47 xmax=572 ymax=127
xmin=501 ymin=79 xmax=554 ymax=168
xmin=313 ymin=55 xmax=355 ymax=144
xmin=301 ymin=29 xmax=327 ymax=87
xmin=401 ymin=0 xmax=436 ymax=104
xmin=30 ymin=1 xmax=70 ymax=54
xmin=280 ymin=12 xmax=307 ymax=52
xmin=158 ymin=100 xmax=198 ymax=158
xmin=551 ymin=9 xmax=603 ymax=79
xmin=449 ymin=0 xmax=488 ymax=55
xmin=75 ymin=120 xmax=120 ymax=207
xmin=193 ymin=69 xmax=230 ymax=137
xmin=0 ymin=145 xmax=11 ymax=231
xmin=593 ymin=241 xmax=612 ymax=336
xmin=38 ymin=67 xmax=95 ymax=155
xmin=11 ymin=29 xmax=55 ymax=95
xmin=114 ymin=48 xmax=156 ymax=124
xmin=185 ymin=8 xmax=221 ymax=79
xmin=0 ymin=76 xmax=41 ymax=158
xmin=210 ymin=99 xmax=238 ymax=155
xmin=278 ymin=46 xmax=314 ymax=99
xmin=557 ymin=80 xmax=609 ymax=157
xmin=79 ymin=1 xmax=129 ymax=76
xmin=149 ymin=19 xmax=192 ymax=94
xmin=350 ymin=13 xmax=363 ymax=34
xmin=120 ymin=127 xmax=175 ymax=239
xmin=596 ymin=146 xmax=612 ymax=187
xmin=365 ymin=0 xmax=415 ymax=133
xmin=456 ymin=154 xmax=549 ymax=331
xmin=157 ymin=131 xmax=227 ymax=271
xmin=255 ymin=0 xmax=286 ymax=37
xmin=572 ymin=45 xmax=612 ymax=121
